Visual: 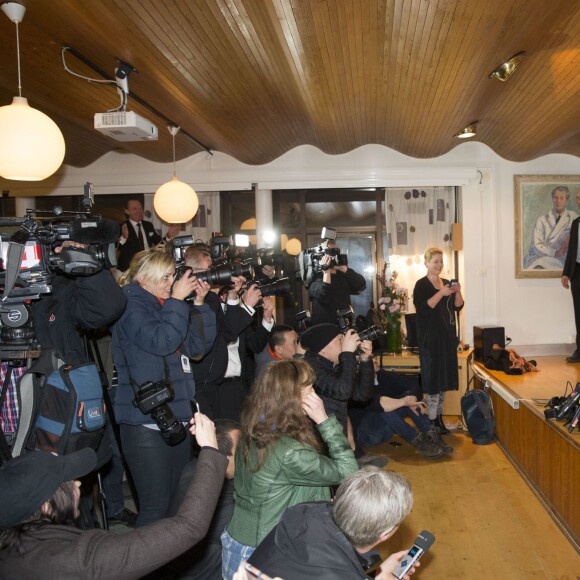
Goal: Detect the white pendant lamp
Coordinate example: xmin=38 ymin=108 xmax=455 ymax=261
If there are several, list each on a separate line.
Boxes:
xmin=153 ymin=126 xmax=199 ymax=223
xmin=0 ymin=2 xmax=66 ymax=181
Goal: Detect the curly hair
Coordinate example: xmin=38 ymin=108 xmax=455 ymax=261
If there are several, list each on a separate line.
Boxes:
xmin=239 ymin=359 xmax=322 ymax=470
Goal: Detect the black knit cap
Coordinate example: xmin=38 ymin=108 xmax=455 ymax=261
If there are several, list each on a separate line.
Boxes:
xmin=300 ymin=323 xmax=341 ymax=353
xmin=0 ymin=448 xmax=97 ymax=528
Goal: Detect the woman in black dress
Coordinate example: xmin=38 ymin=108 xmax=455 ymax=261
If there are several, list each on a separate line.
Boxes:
xmin=413 ymin=248 xmax=464 ymax=445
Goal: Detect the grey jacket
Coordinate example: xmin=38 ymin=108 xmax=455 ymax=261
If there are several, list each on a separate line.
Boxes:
xmin=0 ymin=448 xmax=227 ymax=580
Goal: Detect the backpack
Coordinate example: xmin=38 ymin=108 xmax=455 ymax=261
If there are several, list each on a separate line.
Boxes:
xmin=461 ymin=387 xmax=495 ymax=445
xmin=11 ymin=349 xmax=106 ymax=458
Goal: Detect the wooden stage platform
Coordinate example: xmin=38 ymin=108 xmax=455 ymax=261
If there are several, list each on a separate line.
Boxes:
xmin=470 ymin=356 xmax=580 ymax=552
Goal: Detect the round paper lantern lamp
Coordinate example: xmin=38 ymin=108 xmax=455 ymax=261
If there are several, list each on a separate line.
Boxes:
xmin=0 ymin=97 xmax=66 ymax=180
xmin=154 ymin=176 xmax=199 ymax=223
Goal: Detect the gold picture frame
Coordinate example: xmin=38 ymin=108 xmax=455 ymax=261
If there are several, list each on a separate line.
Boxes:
xmin=515 ymin=174 xmax=580 ymax=278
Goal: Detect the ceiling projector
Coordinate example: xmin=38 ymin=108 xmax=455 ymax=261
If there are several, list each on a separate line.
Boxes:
xmin=94 ymin=111 xmax=158 ymax=142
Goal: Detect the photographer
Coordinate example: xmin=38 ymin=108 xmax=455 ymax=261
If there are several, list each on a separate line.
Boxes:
xmin=308 ymin=251 xmax=366 ymax=326
xmin=31 ymin=240 xmax=127 ymax=367
xmin=0 ymin=412 xmax=228 ymax=580
xmin=254 ymin=325 xmax=298 ymax=377
xmin=184 ymin=247 xmax=273 ymax=421
xmin=112 ymin=249 xmax=217 ymax=527
xmin=300 ymin=324 xmax=385 ymax=467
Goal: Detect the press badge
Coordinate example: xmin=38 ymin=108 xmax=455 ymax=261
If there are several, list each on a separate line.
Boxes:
xmin=181 ymin=355 xmax=191 ymax=373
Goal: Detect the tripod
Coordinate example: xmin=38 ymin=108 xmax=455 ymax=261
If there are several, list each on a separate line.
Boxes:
xmin=84 ymin=331 xmax=138 ymax=529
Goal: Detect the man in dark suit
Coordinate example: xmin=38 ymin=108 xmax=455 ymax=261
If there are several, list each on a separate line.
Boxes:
xmin=561 ymin=189 xmax=580 ymax=363
xmin=117 ymin=198 xmax=180 ymax=271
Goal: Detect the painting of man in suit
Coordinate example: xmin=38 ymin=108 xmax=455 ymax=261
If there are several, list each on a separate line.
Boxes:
xmin=515 ymin=175 xmax=580 ymax=279
xmin=524 ymin=186 xmax=577 ymax=270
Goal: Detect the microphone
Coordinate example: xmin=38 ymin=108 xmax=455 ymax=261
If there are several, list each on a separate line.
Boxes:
xmin=556 ymin=383 xmax=580 ymax=420
xmin=69 ymin=218 xmax=120 ymax=244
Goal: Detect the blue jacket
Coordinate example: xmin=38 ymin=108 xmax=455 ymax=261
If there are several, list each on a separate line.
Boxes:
xmin=112 ymin=283 xmax=216 ymax=425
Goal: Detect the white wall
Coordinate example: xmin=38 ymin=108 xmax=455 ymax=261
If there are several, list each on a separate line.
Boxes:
xmin=6 ymin=142 xmax=580 ymax=349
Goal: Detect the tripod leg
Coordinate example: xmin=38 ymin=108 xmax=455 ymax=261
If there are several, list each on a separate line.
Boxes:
xmin=96 ymin=472 xmax=109 ymax=531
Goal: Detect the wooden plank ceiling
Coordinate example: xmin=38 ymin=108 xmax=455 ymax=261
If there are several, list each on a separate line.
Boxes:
xmin=0 ymin=0 xmax=578 ymax=170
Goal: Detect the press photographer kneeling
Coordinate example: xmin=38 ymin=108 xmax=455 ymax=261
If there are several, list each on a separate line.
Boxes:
xmin=0 ymin=412 xmax=226 ymax=580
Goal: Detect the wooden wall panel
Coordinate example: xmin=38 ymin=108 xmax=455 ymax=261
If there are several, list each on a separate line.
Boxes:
xmin=491 ymin=390 xmax=580 ymax=549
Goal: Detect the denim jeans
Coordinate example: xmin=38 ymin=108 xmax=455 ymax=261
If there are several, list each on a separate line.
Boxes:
xmin=120 ymin=423 xmax=191 ymax=527
xmin=356 ymin=407 xmax=433 ymax=447
xmin=221 ymin=529 xmax=255 ymax=580
xmin=382 ymin=407 xmax=432 ymax=442
xmin=356 ymin=413 xmax=396 ymax=447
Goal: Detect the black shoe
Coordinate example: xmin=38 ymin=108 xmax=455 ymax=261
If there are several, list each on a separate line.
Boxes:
xmin=108 ymin=507 xmax=137 ymax=527
xmin=411 ymin=433 xmax=444 ymax=459
xmin=565 ymin=354 xmax=580 ymax=363
xmin=357 ymin=454 xmax=389 ymax=468
xmin=434 ymin=415 xmax=450 ymax=435
xmin=427 ymin=429 xmax=454 ymax=454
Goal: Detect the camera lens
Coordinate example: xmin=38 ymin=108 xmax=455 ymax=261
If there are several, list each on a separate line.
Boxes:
xmin=259 ymin=277 xmax=291 ymax=297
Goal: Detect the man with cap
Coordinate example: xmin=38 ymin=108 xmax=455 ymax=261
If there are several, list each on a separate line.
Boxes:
xmin=301 ymin=323 xmax=386 ymax=467
xmin=0 ymin=412 xmax=228 ymax=580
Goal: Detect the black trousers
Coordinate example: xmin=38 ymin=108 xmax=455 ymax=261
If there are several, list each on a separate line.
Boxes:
xmin=571 ymin=266 xmax=580 ymax=351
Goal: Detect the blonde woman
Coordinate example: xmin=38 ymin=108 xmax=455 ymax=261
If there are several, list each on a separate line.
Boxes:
xmin=113 ymin=249 xmax=216 ymax=527
xmin=413 ymin=248 xmax=464 ymax=448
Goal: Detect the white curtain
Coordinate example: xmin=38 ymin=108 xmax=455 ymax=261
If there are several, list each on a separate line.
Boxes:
xmin=145 ymin=191 xmax=221 ymax=245
xmin=384 ymin=187 xmax=455 ymax=313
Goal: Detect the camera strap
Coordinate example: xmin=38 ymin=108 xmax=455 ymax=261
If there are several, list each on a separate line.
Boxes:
xmin=116 ymin=338 xmax=171 ymax=397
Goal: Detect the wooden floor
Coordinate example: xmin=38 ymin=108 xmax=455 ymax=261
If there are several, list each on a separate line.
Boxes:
xmin=368 ymin=428 xmax=580 ymax=579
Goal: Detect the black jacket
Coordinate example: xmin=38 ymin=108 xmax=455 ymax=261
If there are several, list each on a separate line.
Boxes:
xmin=563 ymin=216 xmax=580 ymax=279
xmin=191 ymin=292 xmax=270 ymax=389
xmin=31 ymin=270 xmax=127 ymax=366
xmin=308 ymin=268 xmax=366 ymax=325
xmin=304 ymin=350 xmax=374 ymax=432
xmin=117 ymin=220 xmax=161 ymax=272
xmin=248 ymin=501 xmax=372 ymax=579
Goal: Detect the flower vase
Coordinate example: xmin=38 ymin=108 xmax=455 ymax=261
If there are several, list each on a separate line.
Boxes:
xmin=384 ymin=317 xmax=402 ymax=354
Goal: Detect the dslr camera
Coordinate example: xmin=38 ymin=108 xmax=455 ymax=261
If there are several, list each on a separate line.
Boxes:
xmin=133 ymin=379 xmax=186 ymax=446
xmin=171 ymin=234 xmax=254 ymax=299
xmin=337 ymin=306 xmax=384 ymax=343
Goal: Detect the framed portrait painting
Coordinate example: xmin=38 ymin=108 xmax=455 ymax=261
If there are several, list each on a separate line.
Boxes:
xmin=515 ymin=175 xmax=580 ymax=278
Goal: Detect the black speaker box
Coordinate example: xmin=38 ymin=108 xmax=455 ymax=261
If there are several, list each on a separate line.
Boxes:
xmin=404 ymin=313 xmax=417 ymax=348
xmin=473 ymin=326 xmax=505 ymax=363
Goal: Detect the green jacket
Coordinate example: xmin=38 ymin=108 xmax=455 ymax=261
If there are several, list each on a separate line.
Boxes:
xmin=226 ymin=415 xmax=358 ymax=547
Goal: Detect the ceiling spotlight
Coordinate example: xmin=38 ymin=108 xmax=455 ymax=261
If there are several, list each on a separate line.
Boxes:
xmin=488 ymin=52 xmax=526 ymax=82
xmin=455 ymin=123 xmax=478 ymax=139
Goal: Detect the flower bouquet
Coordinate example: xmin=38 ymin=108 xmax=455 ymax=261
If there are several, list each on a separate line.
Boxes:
xmin=376 ymin=265 xmax=408 ymax=353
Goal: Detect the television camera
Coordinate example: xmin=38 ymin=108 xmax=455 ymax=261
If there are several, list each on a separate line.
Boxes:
xmin=296 ymin=227 xmax=349 ymax=287
xmin=0 ymin=183 xmax=119 ymax=358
